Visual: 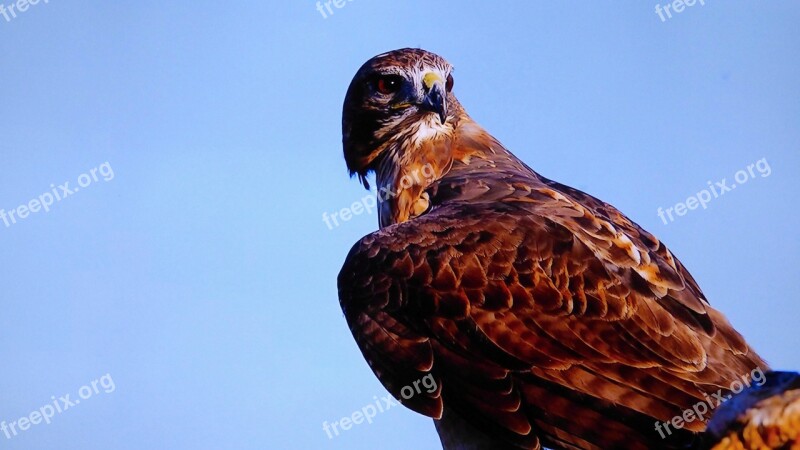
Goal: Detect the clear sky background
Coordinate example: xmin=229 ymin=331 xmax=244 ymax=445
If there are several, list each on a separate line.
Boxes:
xmin=1 ymin=1 xmax=798 ymax=449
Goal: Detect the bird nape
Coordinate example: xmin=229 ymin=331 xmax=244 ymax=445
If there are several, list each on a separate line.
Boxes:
xmin=335 ymin=48 xmax=786 ymax=450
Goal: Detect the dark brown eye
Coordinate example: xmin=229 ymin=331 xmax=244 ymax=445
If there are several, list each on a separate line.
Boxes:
xmin=445 ymin=73 xmax=454 ymax=92
xmin=375 ymin=75 xmax=404 ymax=95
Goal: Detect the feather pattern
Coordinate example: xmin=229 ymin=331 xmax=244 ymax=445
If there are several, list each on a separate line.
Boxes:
xmin=338 ymin=48 xmax=766 ymax=450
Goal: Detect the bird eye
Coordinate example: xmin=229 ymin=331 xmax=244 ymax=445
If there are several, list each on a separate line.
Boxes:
xmin=374 ymin=75 xmax=404 ymax=95
xmin=445 ymin=74 xmax=454 ymax=92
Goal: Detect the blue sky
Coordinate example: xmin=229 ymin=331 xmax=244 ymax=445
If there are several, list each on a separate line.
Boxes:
xmin=0 ymin=1 xmax=798 ymax=449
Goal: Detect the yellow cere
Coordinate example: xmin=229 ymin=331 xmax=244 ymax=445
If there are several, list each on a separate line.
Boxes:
xmin=422 ymin=72 xmax=443 ymax=89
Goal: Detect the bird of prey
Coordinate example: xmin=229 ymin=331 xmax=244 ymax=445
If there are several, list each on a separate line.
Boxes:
xmin=337 ymin=48 xmax=767 ymax=449
xmin=707 ymin=371 xmax=800 ymax=449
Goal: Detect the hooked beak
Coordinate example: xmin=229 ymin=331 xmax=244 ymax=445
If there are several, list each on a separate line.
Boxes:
xmin=420 ymin=72 xmax=447 ymax=124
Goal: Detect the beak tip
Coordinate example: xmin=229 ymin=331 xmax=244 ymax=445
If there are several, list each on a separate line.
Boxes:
xmin=421 ymin=84 xmax=447 ymax=125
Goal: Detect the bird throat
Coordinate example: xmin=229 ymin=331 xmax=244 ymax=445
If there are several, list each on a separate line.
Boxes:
xmin=375 ymin=132 xmax=453 ymax=229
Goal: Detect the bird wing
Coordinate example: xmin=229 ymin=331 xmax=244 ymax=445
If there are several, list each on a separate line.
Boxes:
xmin=338 ymin=171 xmax=764 ymax=449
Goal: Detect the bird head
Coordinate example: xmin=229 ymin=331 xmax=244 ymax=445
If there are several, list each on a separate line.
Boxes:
xmin=342 ymin=48 xmax=455 ymax=188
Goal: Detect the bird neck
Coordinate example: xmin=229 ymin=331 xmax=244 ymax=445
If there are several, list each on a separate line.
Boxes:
xmin=373 ymin=109 xmax=532 ymax=228
xmin=374 ymin=117 xmax=454 ymax=228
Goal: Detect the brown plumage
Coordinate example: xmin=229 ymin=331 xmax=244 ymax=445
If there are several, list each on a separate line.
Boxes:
xmin=337 ymin=48 xmax=767 ymax=449
xmin=707 ymin=371 xmax=800 ymax=450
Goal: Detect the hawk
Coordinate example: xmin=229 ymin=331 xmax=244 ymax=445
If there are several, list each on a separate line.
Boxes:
xmin=337 ymin=48 xmax=767 ymax=449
